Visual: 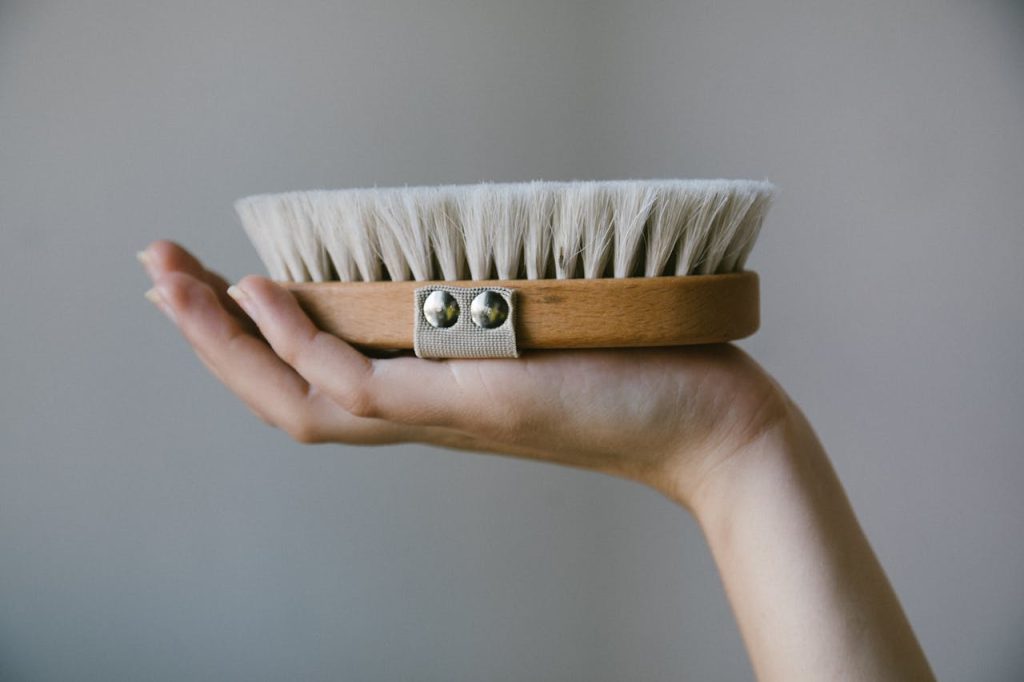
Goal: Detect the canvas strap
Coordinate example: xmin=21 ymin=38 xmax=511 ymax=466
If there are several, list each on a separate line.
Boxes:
xmin=413 ymin=286 xmax=519 ymax=359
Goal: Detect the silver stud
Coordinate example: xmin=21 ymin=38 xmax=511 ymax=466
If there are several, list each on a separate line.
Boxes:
xmin=470 ymin=290 xmax=509 ymax=329
xmin=422 ymin=290 xmax=459 ymax=328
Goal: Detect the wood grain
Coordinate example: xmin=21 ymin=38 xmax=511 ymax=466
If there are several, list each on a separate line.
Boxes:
xmin=284 ymin=272 xmax=759 ymax=350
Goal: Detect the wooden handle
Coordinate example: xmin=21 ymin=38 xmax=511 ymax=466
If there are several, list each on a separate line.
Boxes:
xmin=284 ymin=272 xmax=759 ymax=350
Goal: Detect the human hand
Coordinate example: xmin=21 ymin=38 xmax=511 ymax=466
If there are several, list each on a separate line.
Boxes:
xmin=140 ymin=240 xmax=936 ymax=680
xmin=139 ymin=240 xmax=790 ymax=508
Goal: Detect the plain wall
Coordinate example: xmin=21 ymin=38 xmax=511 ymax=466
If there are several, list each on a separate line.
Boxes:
xmin=1 ymin=1 xmax=1022 ymax=680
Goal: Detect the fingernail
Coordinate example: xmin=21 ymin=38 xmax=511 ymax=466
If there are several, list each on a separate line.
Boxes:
xmin=144 ymin=287 xmax=176 ymax=324
xmin=226 ymin=284 xmax=255 ymax=315
xmin=137 ymin=249 xmax=157 ymax=278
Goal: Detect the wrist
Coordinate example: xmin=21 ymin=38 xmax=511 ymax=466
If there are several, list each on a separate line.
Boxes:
xmin=657 ymin=398 xmax=823 ymax=520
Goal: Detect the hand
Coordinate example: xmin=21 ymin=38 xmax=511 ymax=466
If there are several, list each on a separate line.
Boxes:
xmin=139 ymin=240 xmax=789 ymax=507
xmin=140 ymin=240 xmax=936 ymax=680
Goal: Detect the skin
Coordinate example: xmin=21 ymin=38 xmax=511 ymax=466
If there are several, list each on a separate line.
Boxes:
xmin=140 ymin=240 xmax=936 ymax=681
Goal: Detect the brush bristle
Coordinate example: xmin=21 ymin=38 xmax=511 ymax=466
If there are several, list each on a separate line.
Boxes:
xmin=235 ymin=179 xmax=775 ymax=282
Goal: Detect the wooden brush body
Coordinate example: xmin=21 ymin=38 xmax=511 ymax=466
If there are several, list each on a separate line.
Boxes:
xmin=286 ymin=271 xmax=758 ymax=350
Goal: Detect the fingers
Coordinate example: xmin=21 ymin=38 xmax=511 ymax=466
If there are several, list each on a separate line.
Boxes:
xmin=139 ymin=242 xmax=487 ymax=436
xmin=139 ymin=240 xmax=253 ymax=328
xmin=227 ymin=276 xmax=471 ymax=428
xmin=147 ymin=270 xmax=407 ymax=445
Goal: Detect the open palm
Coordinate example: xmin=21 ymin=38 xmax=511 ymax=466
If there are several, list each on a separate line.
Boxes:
xmin=141 ymin=240 xmax=788 ymax=504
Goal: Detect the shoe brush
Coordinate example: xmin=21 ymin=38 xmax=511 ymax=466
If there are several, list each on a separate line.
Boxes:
xmin=235 ymin=179 xmax=774 ymax=358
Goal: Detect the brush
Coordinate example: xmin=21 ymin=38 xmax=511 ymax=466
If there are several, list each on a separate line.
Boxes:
xmin=235 ymin=179 xmax=774 ymax=358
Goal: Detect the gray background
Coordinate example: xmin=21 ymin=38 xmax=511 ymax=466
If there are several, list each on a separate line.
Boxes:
xmin=1 ymin=1 xmax=1022 ymax=679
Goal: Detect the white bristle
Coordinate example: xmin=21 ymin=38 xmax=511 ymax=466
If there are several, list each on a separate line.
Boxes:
xmin=553 ymin=183 xmax=586 ymax=279
xmin=492 ymin=185 xmax=527 ymax=280
xmin=352 ymin=192 xmax=384 ymax=282
xmin=236 ymin=196 xmax=288 ymax=281
xmin=675 ymin=181 xmax=726 ymax=275
xmin=235 ymin=179 xmax=775 ymax=283
xmin=459 ymin=185 xmax=496 ymax=280
xmin=370 ymin=190 xmax=414 ymax=281
xmin=310 ymin=192 xmax=357 ymax=281
xmin=522 ymin=181 xmax=555 ymax=279
xmin=578 ymin=183 xmax=614 ymax=278
xmin=645 ymin=182 xmax=695 ymax=277
xmin=422 ymin=188 xmax=465 ymax=281
xmin=728 ymin=190 xmax=773 ymax=272
xmin=611 ymin=181 xmax=656 ymax=278
xmin=694 ymin=182 xmax=758 ymax=275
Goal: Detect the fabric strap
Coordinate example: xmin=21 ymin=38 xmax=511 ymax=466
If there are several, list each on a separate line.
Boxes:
xmin=413 ymin=286 xmax=519 ymax=359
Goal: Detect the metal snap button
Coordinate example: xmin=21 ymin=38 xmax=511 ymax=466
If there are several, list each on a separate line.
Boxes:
xmin=422 ymin=290 xmax=459 ymax=328
xmin=470 ymin=290 xmax=509 ymax=329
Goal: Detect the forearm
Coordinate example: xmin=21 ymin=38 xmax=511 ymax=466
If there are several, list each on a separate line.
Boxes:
xmin=686 ymin=403 xmax=935 ymax=681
